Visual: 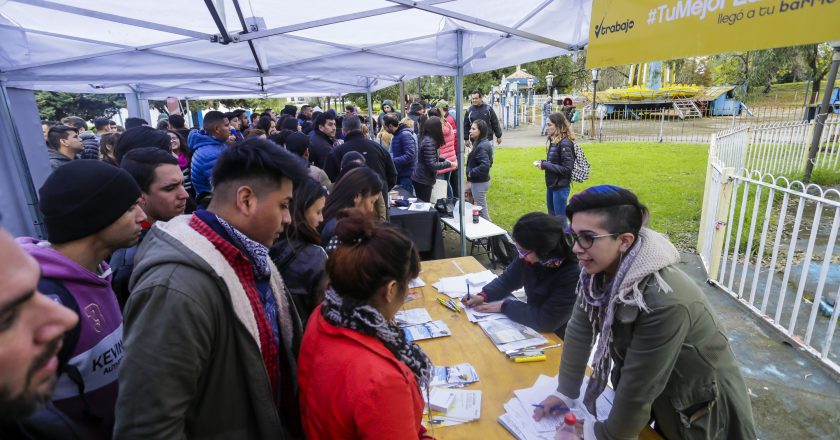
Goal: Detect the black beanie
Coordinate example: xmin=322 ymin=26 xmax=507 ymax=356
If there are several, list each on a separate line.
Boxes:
xmin=39 ymin=160 xmax=142 ymax=244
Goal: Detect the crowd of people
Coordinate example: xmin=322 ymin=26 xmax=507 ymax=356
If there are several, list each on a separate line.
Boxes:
xmin=0 ymin=92 xmax=756 ymax=440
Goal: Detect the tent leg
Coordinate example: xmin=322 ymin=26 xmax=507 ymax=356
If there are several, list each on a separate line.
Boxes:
xmin=454 ymin=30 xmax=466 ymax=257
xmin=126 ymin=92 xmax=151 ymax=123
xmin=0 ymin=85 xmax=49 ymax=238
xmin=184 ymin=99 xmax=192 ymax=128
xmin=399 ymin=81 xmax=406 ymax=117
xmin=366 ymin=87 xmax=375 ymax=138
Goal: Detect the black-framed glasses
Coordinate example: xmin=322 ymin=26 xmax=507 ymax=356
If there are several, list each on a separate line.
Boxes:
xmin=564 ymin=231 xmax=619 ymax=250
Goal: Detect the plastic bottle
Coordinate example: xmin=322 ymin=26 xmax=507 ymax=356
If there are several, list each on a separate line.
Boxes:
xmin=554 ymin=412 xmax=580 ymax=440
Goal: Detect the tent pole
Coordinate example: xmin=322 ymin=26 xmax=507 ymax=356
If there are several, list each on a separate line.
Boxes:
xmin=804 ymin=43 xmax=840 ymax=182
xmin=399 ymin=80 xmax=406 ymax=116
xmin=365 ymin=83 xmax=375 ymax=138
xmin=454 ymin=30 xmax=466 ymax=257
xmin=184 ymin=99 xmax=192 ymax=128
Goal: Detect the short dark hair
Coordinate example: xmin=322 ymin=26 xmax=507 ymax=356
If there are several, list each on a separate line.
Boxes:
xmin=382 ymin=114 xmax=400 ymax=128
xmin=281 ymin=117 xmax=299 ymax=131
xmin=250 ymin=113 xmax=260 ymax=121
xmin=120 ymin=147 xmax=179 ymax=193
xmin=61 ymin=116 xmax=87 ymax=130
xmin=344 ymin=104 xmax=354 ymax=112
xmin=566 ymin=185 xmax=649 ymax=236
xmin=512 ymin=212 xmax=575 ymax=261
xmin=202 ymin=111 xmax=227 ymax=131
xmin=283 ymin=132 xmax=310 ymax=156
xmin=114 ymin=126 xmax=171 ymax=164
xmin=156 ymin=119 xmax=170 ymax=131
xmin=211 ymin=138 xmax=308 ymax=198
xmin=313 ymin=111 xmax=335 ymax=132
xmin=427 ymin=108 xmax=441 ymax=118
xmin=125 ymin=117 xmax=148 ymax=130
xmin=47 ymin=125 xmax=78 ymax=150
xmin=342 ymin=115 xmax=362 ymax=132
xmin=232 ymin=109 xmax=247 ymax=119
xmin=168 ymin=114 xmax=186 ymax=129
xmin=93 ymin=117 xmax=111 ymax=131
xmin=328 ymin=208 xmax=420 ymax=301
xmin=471 ymin=89 xmax=483 ymax=97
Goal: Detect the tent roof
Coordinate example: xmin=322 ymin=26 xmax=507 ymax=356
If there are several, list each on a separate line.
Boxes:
xmin=0 ymin=0 xmax=591 ymax=97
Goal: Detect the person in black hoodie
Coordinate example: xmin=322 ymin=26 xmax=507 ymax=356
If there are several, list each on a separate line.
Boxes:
xmin=461 ymin=213 xmax=578 ymax=338
xmin=466 ymin=119 xmax=493 ymax=220
xmin=536 ymin=112 xmax=575 ymax=226
xmin=270 ymin=178 xmax=328 ymax=324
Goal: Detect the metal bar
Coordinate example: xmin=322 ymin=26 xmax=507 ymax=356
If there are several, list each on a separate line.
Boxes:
xmin=238 ymin=0 xmax=454 ymax=42
xmin=748 ymin=185 xmax=774 ymax=305
xmin=387 ymin=0 xmax=573 ymax=49
xmin=737 ymin=184 xmax=763 ymax=299
xmin=11 ymin=0 xmax=212 ymax=40
xmin=203 ymin=0 xmax=232 ymax=44
xmin=230 ymin=0 xmax=265 ymax=93
xmin=454 ymin=29 xmax=466 ymax=257
xmin=365 ymin=84 xmax=374 ymax=137
xmin=788 ymin=201 xmax=822 ymax=334
xmin=775 ymin=193 xmax=806 ymax=324
xmin=822 ymin=283 xmax=840 ymax=357
xmin=804 ymin=206 xmax=839 ymax=345
xmin=760 ymin=190 xmax=789 ymax=314
xmin=727 ymin=179 xmax=751 ymax=291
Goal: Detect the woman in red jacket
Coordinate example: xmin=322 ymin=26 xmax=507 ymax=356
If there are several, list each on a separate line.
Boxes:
xmin=430 ymin=108 xmax=457 ymax=198
xmin=298 ymin=208 xmax=435 ymax=440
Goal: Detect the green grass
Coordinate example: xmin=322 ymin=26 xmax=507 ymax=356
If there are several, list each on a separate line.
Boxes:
xmin=486 ymin=142 xmax=709 ymax=251
xmin=745 ymin=80 xmax=840 ymax=106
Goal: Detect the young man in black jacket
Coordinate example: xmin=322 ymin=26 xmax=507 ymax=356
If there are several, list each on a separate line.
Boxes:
xmin=463 ymin=89 xmax=503 ymax=146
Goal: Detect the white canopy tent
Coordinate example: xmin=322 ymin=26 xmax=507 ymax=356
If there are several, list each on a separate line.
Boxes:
xmin=0 ymin=0 xmax=592 ymax=249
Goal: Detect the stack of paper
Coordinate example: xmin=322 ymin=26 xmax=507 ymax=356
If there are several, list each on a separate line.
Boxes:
xmin=423 ymin=389 xmax=482 ymax=427
xmin=403 ymin=320 xmax=451 ymax=342
xmin=429 ymin=363 xmax=480 ymax=387
xmin=498 ymin=374 xmax=615 ymax=440
xmin=395 ymin=308 xmax=433 ymax=327
xmin=409 ymin=277 xmax=426 ymax=288
xmin=432 ymin=270 xmax=497 ymax=298
xmin=477 ymin=317 xmax=547 ymax=352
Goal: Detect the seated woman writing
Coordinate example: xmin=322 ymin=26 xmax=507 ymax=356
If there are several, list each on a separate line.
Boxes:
xmin=298 ymin=208 xmax=434 ymax=439
xmin=461 ymin=212 xmax=579 ymax=337
xmin=533 ymin=185 xmax=756 ymax=440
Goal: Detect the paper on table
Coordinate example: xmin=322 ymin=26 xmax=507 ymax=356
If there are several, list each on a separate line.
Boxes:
xmin=403 ymin=320 xmax=451 ymax=342
xmin=395 ymin=308 xmax=433 ymax=327
xmin=408 ymin=202 xmax=434 ymax=211
xmin=432 ymin=270 xmax=497 ymax=298
xmin=429 ymin=363 xmax=480 ymax=387
xmin=478 ymin=317 xmax=547 ymax=351
xmin=465 ymin=302 xmax=506 ymax=323
xmin=409 ymin=277 xmax=426 ymax=288
xmin=423 ymin=389 xmax=482 ymax=428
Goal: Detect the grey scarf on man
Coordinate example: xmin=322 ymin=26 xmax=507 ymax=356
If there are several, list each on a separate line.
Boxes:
xmin=577 ymin=227 xmax=681 ymax=416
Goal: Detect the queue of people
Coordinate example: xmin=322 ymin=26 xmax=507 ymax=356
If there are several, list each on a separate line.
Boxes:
xmin=0 ymin=99 xmax=757 ymax=440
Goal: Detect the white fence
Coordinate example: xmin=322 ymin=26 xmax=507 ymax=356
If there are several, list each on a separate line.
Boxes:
xmin=698 ymin=121 xmax=840 ymax=374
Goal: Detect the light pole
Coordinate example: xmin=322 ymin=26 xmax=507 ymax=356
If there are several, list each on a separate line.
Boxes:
xmin=590 ymin=68 xmax=601 ymax=140
xmin=545 ymin=71 xmax=554 ymax=109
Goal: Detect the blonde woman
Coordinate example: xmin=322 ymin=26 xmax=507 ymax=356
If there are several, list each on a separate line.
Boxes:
xmin=535 ymin=112 xmax=575 ymax=226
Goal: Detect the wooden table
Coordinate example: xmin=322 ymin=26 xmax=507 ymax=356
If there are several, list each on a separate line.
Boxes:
xmin=410 ymin=256 xmax=661 ymax=440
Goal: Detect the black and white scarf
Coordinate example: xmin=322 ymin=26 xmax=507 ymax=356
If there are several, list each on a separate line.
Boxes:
xmin=321 ymin=288 xmax=433 ymax=388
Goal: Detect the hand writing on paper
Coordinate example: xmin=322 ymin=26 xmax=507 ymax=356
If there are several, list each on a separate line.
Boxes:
xmin=533 ymin=395 xmax=569 ymax=421
xmin=461 ymin=294 xmax=485 ymax=308
xmin=473 ymin=301 xmax=502 ymax=313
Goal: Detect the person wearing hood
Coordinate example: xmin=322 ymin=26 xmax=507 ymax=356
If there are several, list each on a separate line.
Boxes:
xmin=115 ymin=139 xmax=309 ymax=439
xmin=534 ymin=185 xmax=756 ymax=440
xmin=46 ymin=125 xmax=82 ymax=172
xmin=406 ymin=102 xmax=427 ymax=139
xmin=376 ymin=99 xmax=402 ymax=134
xmin=17 ymin=160 xmax=147 ymax=440
xmin=188 ymin=111 xmax=231 ymax=206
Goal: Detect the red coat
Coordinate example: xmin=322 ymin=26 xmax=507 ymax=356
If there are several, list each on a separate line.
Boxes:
xmin=438 ymin=121 xmax=458 ymax=174
xmin=299 ymin=306 xmax=431 ymax=439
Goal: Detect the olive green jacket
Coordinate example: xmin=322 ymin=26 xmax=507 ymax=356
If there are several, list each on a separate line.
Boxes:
xmin=557 ymin=265 xmax=756 ymax=440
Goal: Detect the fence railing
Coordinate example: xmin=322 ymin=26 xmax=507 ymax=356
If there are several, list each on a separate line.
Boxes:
xmin=699 ymin=124 xmax=840 ymax=375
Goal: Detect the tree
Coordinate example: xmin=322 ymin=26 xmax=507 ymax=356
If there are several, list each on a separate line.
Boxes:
xmin=36 ymin=92 xmax=126 ymax=121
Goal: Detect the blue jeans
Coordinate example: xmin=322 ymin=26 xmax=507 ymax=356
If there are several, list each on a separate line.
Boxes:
xmin=540 ymin=115 xmax=548 ymax=135
xmin=437 ymin=171 xmax=453 ymax=198
xmin=398 ymin=176 xmax=414 ymax=196
xmin=547 ymin=186 xmax=571 ymax=227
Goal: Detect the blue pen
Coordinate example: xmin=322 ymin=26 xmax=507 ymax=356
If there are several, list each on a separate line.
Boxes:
xmin=466 ymin=283 xmax=471 ymax=302
xmin=531 ymin=404 xmax=570 ymax=412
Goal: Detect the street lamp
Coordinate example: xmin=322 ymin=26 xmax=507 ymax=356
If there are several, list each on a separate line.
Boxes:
xmin=526 ymin=78 xmax=534 ymax=106
xmin=590 ymin=68 xmax=601 ymax=140
xmin=545 ymin=71 xmax=555 ymax=103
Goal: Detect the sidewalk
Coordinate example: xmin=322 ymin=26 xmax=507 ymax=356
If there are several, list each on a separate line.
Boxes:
xmin=496 ymin=124 xmax=596 ymax=148
xmin=438 ymin=233 xmax=840 ymax=439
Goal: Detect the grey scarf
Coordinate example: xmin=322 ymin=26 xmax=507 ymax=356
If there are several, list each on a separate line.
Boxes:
xmin=577 ymin=228 xmax=681 ymax=416
xmin=321 ymin=288 xmax=433 ymax=388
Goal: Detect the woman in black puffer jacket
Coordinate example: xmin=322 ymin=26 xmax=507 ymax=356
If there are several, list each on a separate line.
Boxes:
xmin=536 ymin=112 xmax=575 ymax=226
xmin=411 ymin=116 xmax=452 ymax=202
xmin=466 ymin=119 xmax=493 ymax=220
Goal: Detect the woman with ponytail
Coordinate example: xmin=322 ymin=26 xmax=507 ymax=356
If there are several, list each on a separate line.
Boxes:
xmin=461 ymin=212 xmax=578 ymax=337
xmin=298 ymin=208 xmax=434 ymax=439
xmin=533 ymin=185 xmax=756 ymax=440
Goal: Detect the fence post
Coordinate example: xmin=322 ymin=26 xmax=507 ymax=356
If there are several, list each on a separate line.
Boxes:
xmin=658 ymin=111 xmax=665 ymax=143
xmin=708 ymin=167 xmax=737 ymax=280
xmin=698 ymin=135 xmax=717 ymax=259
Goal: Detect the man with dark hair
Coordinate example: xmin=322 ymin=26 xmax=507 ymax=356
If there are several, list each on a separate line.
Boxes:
xmin=61 ymin=116 xmax=99 ymax=160
xmin=46 ymin=125 xmax=81 ymax=172
xmin=124 ymin=117 xmax=148 ymax=130
xmin=0 ymin=221 xmax=80 ymax=440
xmin=93 ymin=117 xmax=112 ymax=136
xmin=188 ymin=110 xmax=231 ymax=203
xmin=325 ymin=116 xmax=396 ymax=219
xmin=406 ymin=102 xmax=426 ymax=138
xmin=232 ymin=109 xmax=249 ymax=132
xmin=297 ymin=105 xmax=313 ymax=134
xmin=382 ymin=114 xmax=416 ymax=194
xmin=280 ymin=105 xmax=296 ymax=118
xmin=115 ymin=138 xmax=308 ymax=439
xmin=285 ymin=132 xmax=331 ymax=190
xmin=113 ymin=126 xmax=172 ymax=164
xmin=17 ymin=160 xmax=146 ymax=439
xmin=308 ymin=111 xmax=337 ymax=169
xmin=110 ymin=147 xmax=188 ymax=308
xmin=167 ymin=113 xmax=192 ymax=143
xmin=464 ymin=89 xmax=503 ymax=146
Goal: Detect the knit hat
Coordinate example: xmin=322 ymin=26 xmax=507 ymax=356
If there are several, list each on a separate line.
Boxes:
xmin=39 ymin=160 xmax=142 ymax=244
xmin=281 ymin=104 xmax=298 ymax=116
xmin=382 ymin=99 xmax=394 ymax=109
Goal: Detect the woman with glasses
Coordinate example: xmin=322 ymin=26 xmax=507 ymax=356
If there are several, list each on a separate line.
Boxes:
xmin=461 ymin=212 xmax=578 ymax=337
xmin=270 ymin=178 xmax=329 ymax=324
xmin=534 ymin=185 xmax=755 ymax=440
